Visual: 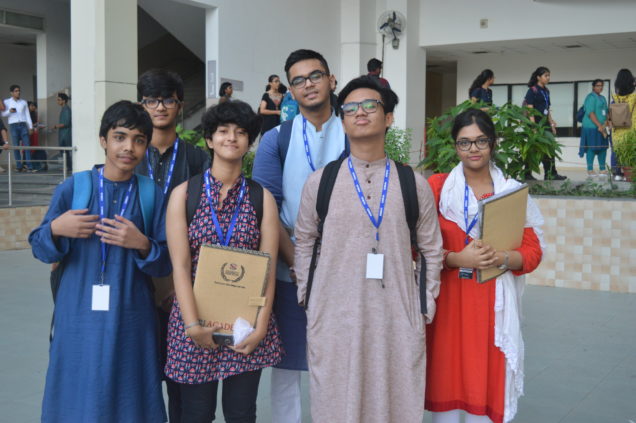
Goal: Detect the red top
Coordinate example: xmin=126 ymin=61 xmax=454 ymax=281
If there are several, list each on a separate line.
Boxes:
xmin=425 ymin=173 xmax=542 ymax=423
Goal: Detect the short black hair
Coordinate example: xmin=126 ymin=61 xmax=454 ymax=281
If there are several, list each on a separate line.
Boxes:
xmin=201 ymin=100 xmax=261 ymax=155
xmin=592 ymin=79 xmax=604 ymax=87
xmin=218 ymin=82 xmax=232 ymax=97
xmin=9 ymin=85 xmax=20 ymax=92
xmin=137 ymin=69 xmax=184 ymax=101
xmin=28 ymin=101 xmax=37 ymax=108
xmin=99 ymin=100 xmax=153 ymax=141
xmin=337 ymin=75 xmax=399 ymax=118
xmin=451 ymin=109 xmax=497 ymax=150
xmin=284 ymin=49 xmax=330 ymax=81
xmin=57 ymin=93 xmax=70 ymax=102
xmin=367 ymin=58 xmax=382 ymax=72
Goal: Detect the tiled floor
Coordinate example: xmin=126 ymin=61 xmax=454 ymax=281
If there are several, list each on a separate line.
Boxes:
xmin=1 ymin=248 xmax=634 ymax=422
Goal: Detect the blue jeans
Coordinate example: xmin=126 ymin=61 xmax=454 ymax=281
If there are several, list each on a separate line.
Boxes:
xmin=9 ymin=122 xmax=32 ymax=170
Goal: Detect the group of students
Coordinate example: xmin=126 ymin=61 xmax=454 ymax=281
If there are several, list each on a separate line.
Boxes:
xmin=30 ymin=49 xmax=543 ymax=423
xmin=469 ymin=66 xmax=636 ymax=181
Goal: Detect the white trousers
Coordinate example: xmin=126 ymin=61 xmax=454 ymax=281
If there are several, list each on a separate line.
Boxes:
xmin=431 ymin=410 xmax=493 ymax=423
xmin=271 ymin=368 xmax=302 ymax=423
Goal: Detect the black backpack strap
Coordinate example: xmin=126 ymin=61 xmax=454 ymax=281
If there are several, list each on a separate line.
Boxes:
xmin=395 ymin=162 xmax=427 ymax=314
xmin=304 ymin=158 xmax=344 ymax=310
xmin=277 ymin=120 xmax=294 ymax=166
xmin=245 ymin=178 xmax=264 ymax=228
xmin=186 ymin=172 xmax=204 ymax=226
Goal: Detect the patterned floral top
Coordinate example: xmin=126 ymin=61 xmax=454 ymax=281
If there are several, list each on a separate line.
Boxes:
xmin=165 ymin=174 xmax=283 ymax=384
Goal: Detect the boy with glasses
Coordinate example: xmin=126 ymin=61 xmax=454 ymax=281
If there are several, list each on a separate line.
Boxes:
xmin=253 ymin=49 xmax=348 ymax=423
xmin=294 ymin=75 xmax=442 ymax=422
xmin=135 ymin=68 xmax=210 ymax=422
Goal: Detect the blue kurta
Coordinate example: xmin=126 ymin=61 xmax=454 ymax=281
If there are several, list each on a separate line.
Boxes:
xmin=29 ymin=166 xmax=171 ymax=423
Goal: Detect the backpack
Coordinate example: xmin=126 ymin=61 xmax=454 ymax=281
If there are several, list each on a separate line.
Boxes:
xmin=303 ymin=158 xmax=428 ymax=314
xmin=280 ymin=92 xmax=299 ymax=123
xmin=576 ymin=106 xmax=585 ymax=123
xmin=609 ymin=97 xmax=633 ymax=128
xmin=49 ymin=170 xmax=156 ymax=340
xmin=185 ymin=172 xmax=264 ymax=228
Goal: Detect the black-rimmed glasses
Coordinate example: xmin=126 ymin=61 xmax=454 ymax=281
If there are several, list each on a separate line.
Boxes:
xmin=340 ymin=99 xmax=384 ymax=116
xmin=141 ymin=98 xmax=181 ymax=109
xmin=455 ymin=137 xmax=491 ymax=151
xmin=290 ymin=71 xmax=327 ymax=89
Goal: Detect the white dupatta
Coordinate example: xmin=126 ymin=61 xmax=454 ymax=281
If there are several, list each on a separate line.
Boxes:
xmin=439 ymin=162 xmax=545 ymax=423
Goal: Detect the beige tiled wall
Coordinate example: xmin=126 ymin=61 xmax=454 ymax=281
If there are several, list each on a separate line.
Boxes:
xmin=0 ymin=207 xmax=47 ymax=250
xmin=527 ymin=197 xmax=636 ymax=293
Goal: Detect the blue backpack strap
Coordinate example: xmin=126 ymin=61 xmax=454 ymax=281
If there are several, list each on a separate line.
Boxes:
xmin=71 ymin=170 xmax=93 ymax=210
xmin=136 ymin=174 xmax=155 ymax=234
xmin=277 ymin=119 xmax=294 ymax=165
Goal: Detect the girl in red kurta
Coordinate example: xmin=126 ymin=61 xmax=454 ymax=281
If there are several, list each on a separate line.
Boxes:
xmin=425 ymin=109 xmax=544 ymax=423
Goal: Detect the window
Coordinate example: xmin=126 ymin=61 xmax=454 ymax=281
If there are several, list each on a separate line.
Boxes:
xmin=491 ymin=80 xmax=610 ymax=137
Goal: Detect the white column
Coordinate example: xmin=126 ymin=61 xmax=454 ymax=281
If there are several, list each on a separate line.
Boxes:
xmin=71 ymin=0 xmax=138 ymax=172
xmin=339 ymin=0 xmax=377 ymax=86
xmin=381 ymin=0 xmax=426 ymax=165
xmin=35 ymin=33 xmax=49 ymax=147
xmin=205 ymin=6 xmax=220 ymax=108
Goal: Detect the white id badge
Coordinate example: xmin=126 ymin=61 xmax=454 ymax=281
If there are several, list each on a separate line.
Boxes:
xmin=366 ymin=253 xmax=384 ymax=279
xmin=92 ymin=285 xmax=110 ymax=311
xmin=602 ymin=110 xmax=606 ymax=116
xmin=543 ymin=109 xmax=549 ymax=115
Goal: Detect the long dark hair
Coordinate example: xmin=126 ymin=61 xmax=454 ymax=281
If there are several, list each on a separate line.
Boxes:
xmin=468 ymin=69 xmax=494 ymax=96
xmin=265 ymin=74 xmax=279 ymax=92
xmin=528 ymin=66 xmax=550 ymax=87
xmin=614 ymin=69 xmax=635 ymax=96
xmin=218 ymin=82 xmax=232 ymax=98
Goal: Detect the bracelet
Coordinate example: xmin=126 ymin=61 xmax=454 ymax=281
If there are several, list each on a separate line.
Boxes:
xmin=497 ymin=251 xmax=510 ymax=271
xmin=184 ymin=321 xmax=201 ymax=330
xmin=442 ymin=250 xmax=451 ymax=270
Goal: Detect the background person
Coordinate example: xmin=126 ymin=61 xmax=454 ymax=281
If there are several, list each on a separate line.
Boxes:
xmin=609 ymin=68 xmax=636 ymax=180
xmin=164 ymin=100 xmax=282 ymax=422
xmin=523 ymin=66 xmax=566 ymax=180
xmin=2 ymin=84 xmax=34 ymax=172
xmin=425 ymin=109 xmax=544 ymax=423
xmin=218 ymin=81 xmax=233 ymax=103
xmin=579 ymin=79 xmax=609 ymax=178
xmin=259 ymin=74 xmax=283 ymax=135
xmin=0 ymin=118 xmax=8 ymax=173
xmin=28 ymin=101 xmax=47 ymax=172
xmin=366 ymin=57 xmax=391 ymax=88
xmin=53 ymin=93 xmax=72 ymax=172
xmin=469 ymin=69 xmax=495 ymax=107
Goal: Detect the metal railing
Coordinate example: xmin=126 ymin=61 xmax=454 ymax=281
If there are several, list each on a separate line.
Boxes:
xmin=1 ymin=145 xmax=76 ymax=206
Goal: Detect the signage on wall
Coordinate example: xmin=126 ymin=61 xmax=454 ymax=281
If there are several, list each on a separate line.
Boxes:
xmin=207 ymin=60 xmax=217 ymax=98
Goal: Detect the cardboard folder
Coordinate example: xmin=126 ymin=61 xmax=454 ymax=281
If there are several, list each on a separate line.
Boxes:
xmin=193 ymin=244 xmax=271 ymax=337
xmin=476 ymin=184 xmax=529 ymax=283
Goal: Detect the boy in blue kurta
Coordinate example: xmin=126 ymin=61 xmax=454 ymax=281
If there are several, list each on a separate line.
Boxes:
xmin=29 ymin=101 xmax=171 ymax=422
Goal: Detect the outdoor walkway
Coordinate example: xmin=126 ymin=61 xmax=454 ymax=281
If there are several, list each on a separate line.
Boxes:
xmin=0 ymin=248 xmax=634 ymax=422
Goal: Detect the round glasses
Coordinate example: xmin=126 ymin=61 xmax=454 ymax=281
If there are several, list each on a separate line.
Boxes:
xmin=141 ymin=98 xmax=181 ymax=109
xmin=455 ymin=137 xmax=491 ymax=151
xmin=340 ymin=99 xmax=384 ymax=116
xmin=290 ymin=70 xmax=327 ymax=89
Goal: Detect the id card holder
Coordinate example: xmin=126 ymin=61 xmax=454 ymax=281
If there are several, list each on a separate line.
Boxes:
xmin=92 ymin=284 xmax=110 ymax=311
xmin=366 ymin=253 xmax=384 ymax=279
xmin=458 ymin=267 xmax=474 ymax=280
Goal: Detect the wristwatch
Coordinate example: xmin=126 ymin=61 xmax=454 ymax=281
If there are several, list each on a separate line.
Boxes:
xmin=497 ymin=251 xmax=509 ymax=271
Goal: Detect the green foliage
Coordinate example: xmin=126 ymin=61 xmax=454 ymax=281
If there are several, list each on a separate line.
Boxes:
xmin=242 ymin=151 xmax=255 ymax=179
xmin=419 ymin=101 xmax=562 ymax=180
xmin=385 ymin=126 xmax=413 ymax=163
xmin=614 ymin=129 xmax=636 ymax=168
xmin=529 ymin=179 xmax=635 ymax=199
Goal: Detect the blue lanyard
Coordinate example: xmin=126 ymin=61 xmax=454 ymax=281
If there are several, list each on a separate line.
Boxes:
xmin=146 ymin=138 xmax=180 ymax=194
xmin=302 ymin=117 xmax=316 ymax=171
xmin=204 ymin=169 xmax=246 ymax=246
xmin=463 ymin=184 xmax=479 ymax=245
xmin=539 ymin=87 xmax=550 ymax=113
xmin=348 ymin=157 xmax=390 ymax=242
xmin=98 ymin=167 xmax=134 ymax=282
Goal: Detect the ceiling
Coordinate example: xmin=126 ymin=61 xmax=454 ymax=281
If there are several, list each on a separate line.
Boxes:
xmin=426 ymin=32 xmax=636 ymax=63
xmin=0 ymin=24 xmax=37 ymax=48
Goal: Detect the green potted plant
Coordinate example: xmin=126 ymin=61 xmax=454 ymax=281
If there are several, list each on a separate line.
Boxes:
xmin=385 ymin=126 xmax=413 ymax=163
xmin=614 ymin=129 xmax=636 ymax=181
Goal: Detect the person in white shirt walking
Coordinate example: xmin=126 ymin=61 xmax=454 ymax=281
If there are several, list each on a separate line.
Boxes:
xmin=2 ymin=85 xmax=34 ymax=172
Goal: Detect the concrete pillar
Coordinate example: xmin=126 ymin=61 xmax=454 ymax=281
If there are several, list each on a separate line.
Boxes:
xmin=71 ymin=0 xmax=138 ymax=172
xmin=380 ymin=0 xmax=426 ymax=165
xmin=339 ymin=0 xmax=377 ymax=86
xmin=205 ymin=7 xmax=220 ymax=108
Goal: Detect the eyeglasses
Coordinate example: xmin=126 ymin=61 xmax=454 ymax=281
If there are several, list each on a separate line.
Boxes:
xmin=290 ymin=71 xmax=327 ymax=89
xmin=455 ymin=137 xmax=491 ymax=151
xmin=340 ymin=99 xmax=384 ymax=116
xmin=141 ymin=98 xmax=181 ymax=109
